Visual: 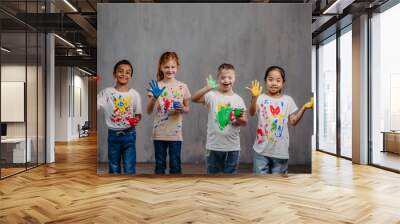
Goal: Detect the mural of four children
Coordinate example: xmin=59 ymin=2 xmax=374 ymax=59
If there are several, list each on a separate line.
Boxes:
xmin=97 ymin=51 xmax=314 ymax=175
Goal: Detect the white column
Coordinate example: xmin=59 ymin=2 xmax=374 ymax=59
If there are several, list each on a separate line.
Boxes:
xmin=46 ymin=1 xmax=55 ymax=163
xmin=352 ymin=14 xmax=369 ymax=164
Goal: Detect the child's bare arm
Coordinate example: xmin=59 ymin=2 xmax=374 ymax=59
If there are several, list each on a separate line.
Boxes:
xmin=192 ymin=74 xmax=218 ymax=104
xmin=249 ymin=96 xmax=258 ymax=116
xmin=288 ymin=107 xmax=306 ymax=126
xmin=146 ymin=96 xmax=157 ymax=114
xmin=288 ymin=97 xmax=314 ymax=126
xmin=182 ymin=98 xmax=190 ymax=113
xmin=191 ymin=86 xmax=212 ymax=103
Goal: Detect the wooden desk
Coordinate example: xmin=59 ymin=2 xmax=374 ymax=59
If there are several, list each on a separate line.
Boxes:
xmin=1 ymin=138 xmax=31 ymax=163
xmin=381 ymin=131 xmax=400 ymax=154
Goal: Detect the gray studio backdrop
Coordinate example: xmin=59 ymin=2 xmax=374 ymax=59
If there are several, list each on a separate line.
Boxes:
xmin=97 ymin=3 xmax=312 ymax=173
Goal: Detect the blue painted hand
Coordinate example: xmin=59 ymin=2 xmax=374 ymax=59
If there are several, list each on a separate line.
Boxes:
xmin=147 ymin=80 xmax=166 ymax=99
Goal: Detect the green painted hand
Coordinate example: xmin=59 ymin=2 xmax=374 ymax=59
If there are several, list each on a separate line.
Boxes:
xmin=216 ymin=105 xmax=232 ymax=130
xmin=233 ymin=108 xmax=244 ymax=117
xmin=206 ymin=74 xmax=218 ymax=89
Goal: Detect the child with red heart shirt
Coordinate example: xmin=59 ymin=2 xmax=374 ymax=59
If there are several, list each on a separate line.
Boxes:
xmin=246 ymin=66 xmax=313 ymax=175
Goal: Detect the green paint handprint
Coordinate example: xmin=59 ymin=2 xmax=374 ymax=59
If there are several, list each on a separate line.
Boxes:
xmin=206 ymin=74 xmax=219 ymax=89
xmin=216 ymin=105 xmax=232 ymax=130
xmin=216 ymin=105 xmax=244 ymax=130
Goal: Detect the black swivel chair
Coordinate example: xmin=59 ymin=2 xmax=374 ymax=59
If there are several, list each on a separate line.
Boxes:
xmin=79 ymin=121 xmax=90 ymax=138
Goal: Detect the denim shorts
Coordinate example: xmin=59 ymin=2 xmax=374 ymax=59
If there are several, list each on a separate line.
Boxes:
xmin=253 ymin=152 xmax=288 ymax=174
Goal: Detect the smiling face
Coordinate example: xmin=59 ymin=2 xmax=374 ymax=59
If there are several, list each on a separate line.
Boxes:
xmin=114 ymin=64 xmax=132 ymax=85
xmin=161 ymin=59 xmax=178 ymax=80
xmin=217 ymin=69 xmax=235 ymax=93
xmin=265 ymin=69 xmax=284 ymax=95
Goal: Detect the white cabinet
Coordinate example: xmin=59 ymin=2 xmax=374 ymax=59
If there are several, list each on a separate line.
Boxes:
xmin=1 ymin=138 xmax=31 ymax=163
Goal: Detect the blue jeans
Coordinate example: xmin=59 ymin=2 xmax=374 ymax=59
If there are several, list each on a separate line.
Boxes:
xmin=107 ymin=128 xmax=136 ymax=174
xmin=154 ymin=140 xmax=182 ymax=174
xmin=253 ymin=152 xmax=288 ymax=174
xmin=206 ymin=150 xmax=240 ymax=174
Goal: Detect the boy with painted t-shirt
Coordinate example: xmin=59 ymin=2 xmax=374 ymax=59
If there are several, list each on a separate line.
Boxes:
xmin=97 ymin=60 xmax=142 ymax=174
xmin=192 ymin=63 xmax=247 ymax=174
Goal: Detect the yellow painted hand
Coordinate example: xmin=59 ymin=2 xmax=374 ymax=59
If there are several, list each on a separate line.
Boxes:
xmin=303 ymin=97 xmax=314 ymax=109
xmin=245 ymin=80 xmax=263 ymax=97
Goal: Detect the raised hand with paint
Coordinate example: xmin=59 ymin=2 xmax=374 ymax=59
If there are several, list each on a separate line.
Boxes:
xmin=192 ymin=63 xmax=247 ymax=174
xmin=146 ymin=52 xmax=191 ymax=175
xmin=248 ymin=66 xmax=312 ymax=175
xmin=206 ymin=74 xmax=219 ymax=90
xmin=97 ymin=59 xmax=142 ymax=174
xmin=246 ymin=80 xmax=263 ymax=97
xmin=127 ymin=117 xmax=139 ymax=127
xmin=302 ymin=96 xmax=314 ymax=109
xmin=147 ymin=79 xmax=166 ymax=99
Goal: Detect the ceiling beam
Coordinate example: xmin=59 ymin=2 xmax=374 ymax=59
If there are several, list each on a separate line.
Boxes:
xmin=55 ymin=55 xmax=96 ymax=71
xmin=67 ymin=13 xmax=97 ymax=44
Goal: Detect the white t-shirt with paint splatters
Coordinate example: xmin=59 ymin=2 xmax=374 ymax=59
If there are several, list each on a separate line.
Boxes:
xmin=253 ymin=94 xmax=298 ymax=159
xmin=148 ymin=80 xmax=191 ymax=141
xmin=97 ymin=87 xmax=142 ymax=130
xmin=204 ymin=90 xmax=246 ymax=152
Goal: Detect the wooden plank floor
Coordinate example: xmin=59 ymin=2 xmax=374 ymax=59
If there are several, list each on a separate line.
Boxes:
xmin=1 ymin=135 xmax=400 ymax=224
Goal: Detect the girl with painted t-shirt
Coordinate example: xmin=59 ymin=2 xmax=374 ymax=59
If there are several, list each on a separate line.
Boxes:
xmin=146 ymin=52 xmax=191 ymax=174
xmin=246 ymin=66 xmax=313 ymax=174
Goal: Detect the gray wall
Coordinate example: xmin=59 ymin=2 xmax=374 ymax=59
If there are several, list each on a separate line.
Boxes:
xmin=97 ymin=3 xmax=312 ymax=169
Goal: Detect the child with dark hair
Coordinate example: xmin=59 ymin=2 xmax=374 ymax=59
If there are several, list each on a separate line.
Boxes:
xmin=97 ymin=59 xmax=142 ymax=174
xmin=247 ymin=66 xmax=313 ymax=174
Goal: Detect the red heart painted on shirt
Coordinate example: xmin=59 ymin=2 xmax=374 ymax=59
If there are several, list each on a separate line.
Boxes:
xmin=270 ymin=105 xmax=280 ymax=116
